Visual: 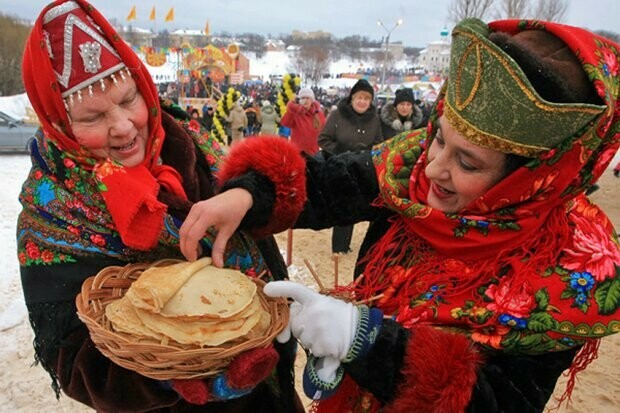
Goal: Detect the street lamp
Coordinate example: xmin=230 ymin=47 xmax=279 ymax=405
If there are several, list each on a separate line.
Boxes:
xmin=378 ymin=19 xmax=403 ymax=91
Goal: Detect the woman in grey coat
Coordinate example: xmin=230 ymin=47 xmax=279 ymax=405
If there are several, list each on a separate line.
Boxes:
xmin=318 ymin=79 xmax=382 ymax=254
xmin=380 ymin=88 xmax=424 ymax=139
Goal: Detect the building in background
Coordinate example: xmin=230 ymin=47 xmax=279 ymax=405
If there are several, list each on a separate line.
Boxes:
xmin=416 ymin=27 xmax=450 ymax=74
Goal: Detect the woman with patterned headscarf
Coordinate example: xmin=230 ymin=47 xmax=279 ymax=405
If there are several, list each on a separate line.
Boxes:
xmin=179 ymin=18 xmax=620 ymax=412
xmin=17 ymin=1 xmax=305 ymax=411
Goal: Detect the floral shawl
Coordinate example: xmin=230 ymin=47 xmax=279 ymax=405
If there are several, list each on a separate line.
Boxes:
xmin=22 ymin=0 xmax=183 ymax=251
xmin=17 ymin=115 xmax=267 ymax=273
xmin=359 ymin=19 xmax=620 ymax=355
xmin=315 ymin=19 xmax=620 ymax=413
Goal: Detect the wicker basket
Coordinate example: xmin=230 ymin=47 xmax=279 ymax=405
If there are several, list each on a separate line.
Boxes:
xmin=75 ymin=259 xmax=289 ymax=380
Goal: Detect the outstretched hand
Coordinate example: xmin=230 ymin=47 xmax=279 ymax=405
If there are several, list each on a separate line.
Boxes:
xmin=179 ymin=188 xmax=253 ymax=266
xmin=264 ymin=281 xmax=358 ymax=383
xmin=265 ymin=281 xmax=384 ymax=400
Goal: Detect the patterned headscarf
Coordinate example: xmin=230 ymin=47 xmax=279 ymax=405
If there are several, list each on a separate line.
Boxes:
xmin=367 ymin=17 xmax=619 ymax=339
xmin=321 ymin=18 xmax=620 ymax=413
xmin=22 ymin=0 xmax=185 ymax=250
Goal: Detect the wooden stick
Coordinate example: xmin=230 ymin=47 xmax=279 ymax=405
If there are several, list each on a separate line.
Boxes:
xmin=303 ymin=259 xmax=326 ymax=293
xmin=354 ymin=293 xmax=384 ymax=306
xmin=333 ymin=254 xmax=339 ymax=288
xmin=352 ymin=273 xmax=364 ymax=287
xmin=286 ymin=229 xmax=293 ymax=267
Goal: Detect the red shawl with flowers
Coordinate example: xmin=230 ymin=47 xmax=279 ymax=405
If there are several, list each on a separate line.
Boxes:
xmin=318 ymin=19 xmax=620 ymax=413
xmin=21 ymin=0 xmax=184 ymax=251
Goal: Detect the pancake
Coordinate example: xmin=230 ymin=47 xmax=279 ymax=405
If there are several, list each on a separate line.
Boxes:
xmin=160 ymin=265 xmax=257 ymax=319
xmin=126 ymin=258 xmax=212 ymax=313
xmin=105 ymin=296 xmax=165 ymax=341
xmin=135 ymin=295 xmax=264 ymax=346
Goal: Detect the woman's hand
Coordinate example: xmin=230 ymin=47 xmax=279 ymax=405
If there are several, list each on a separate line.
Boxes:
xmin=179 ymin=188 xmax=253 ymax=266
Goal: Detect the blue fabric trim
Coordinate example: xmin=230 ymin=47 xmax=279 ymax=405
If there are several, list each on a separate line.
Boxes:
xmin=211 ymin=374 xmax=252 ymax=401
xmin=303 ymin=355 xmax=345 ymax=400
xmin=343 ymin=306 xmax=383 ymax=363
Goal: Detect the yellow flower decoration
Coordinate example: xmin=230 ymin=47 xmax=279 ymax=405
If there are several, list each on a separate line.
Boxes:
xmin=210 ymin=87 xmax=241 ymax=145
xmin=275 ymin=73 xmax=301 ymax=121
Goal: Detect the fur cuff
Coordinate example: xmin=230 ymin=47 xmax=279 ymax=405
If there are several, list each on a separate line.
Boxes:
xmin=217 ymin=137 xmax=307 ymax=237
xmin=384 ymin=325 xmax=482 ymax=413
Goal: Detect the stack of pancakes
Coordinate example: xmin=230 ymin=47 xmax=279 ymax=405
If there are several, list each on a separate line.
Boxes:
xmin=105 ymin=258 xmax=271 ymax=347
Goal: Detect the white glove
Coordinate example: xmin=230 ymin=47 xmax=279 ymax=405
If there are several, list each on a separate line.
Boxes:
xmin=264 ymin=281 xmax=358 ymax=382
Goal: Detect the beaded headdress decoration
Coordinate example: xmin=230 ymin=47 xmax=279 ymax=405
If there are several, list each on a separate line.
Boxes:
xmin=444 ymin=19 xmax=606 ymax=157
xmin=42 ymin=0 xmax=130 ymax=110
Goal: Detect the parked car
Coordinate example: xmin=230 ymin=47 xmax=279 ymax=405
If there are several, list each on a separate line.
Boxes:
xmin=0 ymin=110 xmax=38 ymax=153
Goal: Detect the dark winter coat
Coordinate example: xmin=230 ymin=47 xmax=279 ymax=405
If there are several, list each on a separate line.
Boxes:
xmin=380 ymin=102 xmax=424 ymax=139
xmin=318 ymin=98 xmax=382 ymax=154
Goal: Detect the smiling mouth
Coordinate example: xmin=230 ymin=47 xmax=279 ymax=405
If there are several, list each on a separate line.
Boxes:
xmin=112 ymin=137 xmax=137 ymax=152
xmin=431 ymin=182 xmax=455 ymax=200
xmin=435 ymin=183 xmax=454 ymax=194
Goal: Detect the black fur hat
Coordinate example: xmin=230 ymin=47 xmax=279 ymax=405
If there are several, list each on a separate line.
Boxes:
xmin=349 ymin=79 xmax=374 ymax=99
xmin=394 ymin=88 xmax=415 ymax=106
xmin=489 ymin=30 xmax=600 ymax=104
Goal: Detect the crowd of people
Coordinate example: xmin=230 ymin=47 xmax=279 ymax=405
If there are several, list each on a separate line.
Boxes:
xmin=16 ymin=1 xmax=620 ymax=413
xmin=164 ymin=78 xmax=434 ymax=141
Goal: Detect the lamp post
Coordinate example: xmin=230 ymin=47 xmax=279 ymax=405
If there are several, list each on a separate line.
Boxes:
xmin=378 ymin=19 xmax=403 ymax=91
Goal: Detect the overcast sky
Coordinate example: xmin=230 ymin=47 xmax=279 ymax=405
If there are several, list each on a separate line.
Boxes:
xmin=2 ymin=0 xmax=618 ymax=47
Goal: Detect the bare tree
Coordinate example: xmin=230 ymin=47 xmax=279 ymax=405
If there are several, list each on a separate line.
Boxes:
xmin=595 ymin=30 xmax=620 ymax=44
xmin=449 ymin=0 xmax=496 ymax=23
xmin=493 ymin=0 xmax=530 ymax=19
xmin=532 ymin=0 xmax=568 ymax=22
xmin=292 ymin=45 xmax=331 ymax=85
xmin=0 ymin=13 xmax=31 ymax=96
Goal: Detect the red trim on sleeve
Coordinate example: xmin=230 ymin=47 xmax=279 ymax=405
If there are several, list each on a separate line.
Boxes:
xmin=384 ymin=325 xmax=482 ymax=413
xmin=217 ymin=136 xmax=307 ymax=237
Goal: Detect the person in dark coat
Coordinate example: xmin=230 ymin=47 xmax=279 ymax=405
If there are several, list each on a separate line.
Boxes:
xmin=17 ymin=1 xmax=304 ymax=412
xmin=318 ymin=79 xmax=382 ymax=253
xmin=380 ymin=88 xmax=424 ymax=139
xmin=178 ymin=18 xmax=620 ymax=413
xmin=202 ymin=102 xmax=214 ymax=130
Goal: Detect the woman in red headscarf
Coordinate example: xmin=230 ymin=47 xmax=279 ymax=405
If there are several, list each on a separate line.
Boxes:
xmin=17 ymin=1 xmax=305 ymax=411
xmin=179 ymin=18 xmax=620 ymax=413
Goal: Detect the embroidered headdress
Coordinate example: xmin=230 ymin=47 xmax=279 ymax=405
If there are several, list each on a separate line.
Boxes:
xmin=42 ymin=0 xmax=129 ymax=108
xmin=444 ymin=19 xmax=606 ymax=156
xmin=22 ymin=0 xmax=183 ymax=251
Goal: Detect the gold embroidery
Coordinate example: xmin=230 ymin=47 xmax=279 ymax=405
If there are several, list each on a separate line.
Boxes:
xmin=444 ymin=101 xmax=546 ymax=157
xmin=445 ymin=22 xmax=606 ymax=155
xmin=455 ymin=42 xmax=483 ymax=111
xmin=453 ymin=28 xmax=603 ymax=116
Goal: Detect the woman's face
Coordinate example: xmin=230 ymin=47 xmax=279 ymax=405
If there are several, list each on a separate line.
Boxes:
xmin=425 ymin=116 xmax=507 ymax=213
xmin=351 ymin=91 xmax=373 ymax=114
xmin=68 ymin=76 xmax=149 ymax=167
xmin=300 ymin=96 xmax=314 ymax=110
xmin=396 ymin=101 xmax=413 ymax=117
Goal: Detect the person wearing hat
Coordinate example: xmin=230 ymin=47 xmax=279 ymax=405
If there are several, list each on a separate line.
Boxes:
xmin=259 ymin=100 xmax=281 ymax=136
xmin=226 ymin=100 xmax=248 ymax=145
xmin=179 ymin=17 xmax=620 ymax=413
xmin=17 ymin=1 xmax=305 ymax=412
xmin=280 ymin=87 xmax=326 ymax=155
xmin=380 ymin=88 xmax=424 ymax=139
xmin=318 ymin=78 xmax=383 ymax=254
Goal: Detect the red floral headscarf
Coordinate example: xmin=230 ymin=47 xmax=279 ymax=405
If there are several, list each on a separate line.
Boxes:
xmin=316 ymin=19 xmax=620 ymax=413
xmin=22 ymin=0 xmax=185 ymax=250
xmin=364 ymin=18 xmax=620 ymax=335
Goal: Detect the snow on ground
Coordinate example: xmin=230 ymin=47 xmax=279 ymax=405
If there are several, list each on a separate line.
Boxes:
xmin=0 ymin=94 xmax=34 ymax=121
